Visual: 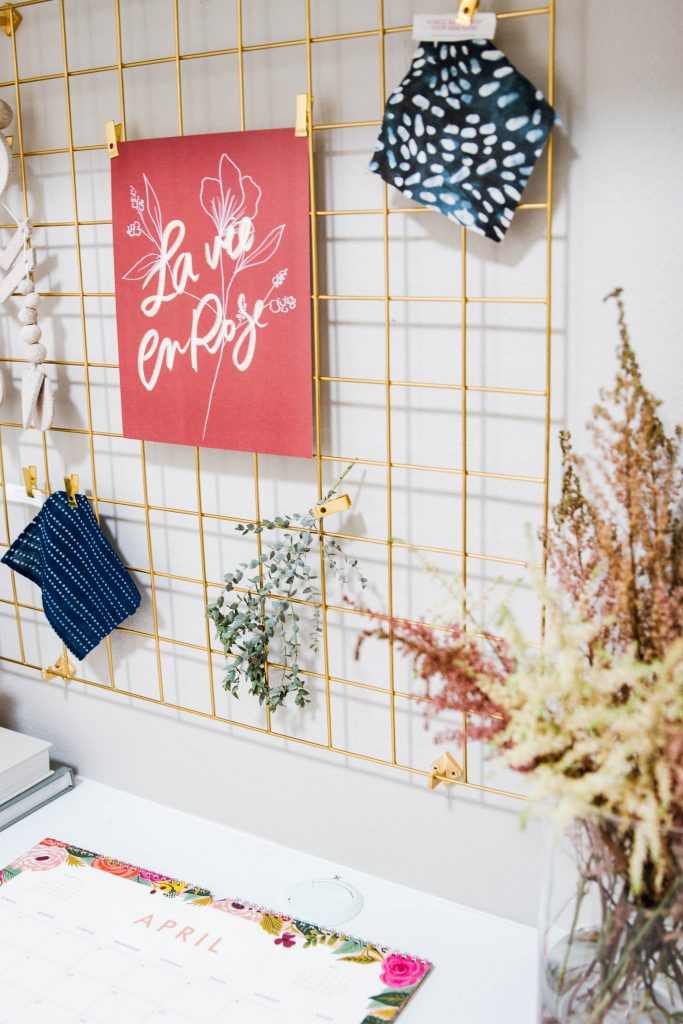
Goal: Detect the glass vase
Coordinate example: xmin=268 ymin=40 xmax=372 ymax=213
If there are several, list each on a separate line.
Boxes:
xmin=540 ymin=816 xmax=683 ymax=1023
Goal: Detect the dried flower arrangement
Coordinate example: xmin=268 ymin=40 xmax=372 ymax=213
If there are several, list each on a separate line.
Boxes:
xmin=208 ymin=467 xmax=367 ymax=712
xmin=358 ymin=291 xmax=683 ymax=1020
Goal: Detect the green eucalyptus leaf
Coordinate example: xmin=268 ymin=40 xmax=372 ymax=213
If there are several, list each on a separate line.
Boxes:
xmin=207 ymin=466 xmax=364 ymax=711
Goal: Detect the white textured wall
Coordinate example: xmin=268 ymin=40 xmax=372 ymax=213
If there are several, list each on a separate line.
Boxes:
xmin=0 ymin=0 xmax=681 ymax=927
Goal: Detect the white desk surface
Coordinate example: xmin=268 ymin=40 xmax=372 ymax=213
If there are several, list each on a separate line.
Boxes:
xmin=0 ymin=778 xmax=537 ymax=1023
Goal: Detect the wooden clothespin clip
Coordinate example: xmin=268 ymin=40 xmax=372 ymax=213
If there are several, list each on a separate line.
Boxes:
xmin=42 ymin=652 xmax=76 ymax=681
xmin=0 ymin=5 xmax=22 ymax=37
xmin=295 ymin=93 xmax=312 ymax=138
xmin=105 ymin=120 xmax=122 ymax=159
xmin=429 ymin=751 xmax=465 ymax=790
xmin=22 ymin=464 xmax=38 ymax=498
xmin=313 ymin=494 xmax=352 ymax=519
xmin=64 ymin=473 xmax=79 ymax=508
xmin=456 ymin=0 xmax=480 ymax=26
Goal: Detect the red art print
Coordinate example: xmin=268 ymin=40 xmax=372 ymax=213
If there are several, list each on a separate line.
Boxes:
xmin=111 ymin=129 xmax=313 ymax=456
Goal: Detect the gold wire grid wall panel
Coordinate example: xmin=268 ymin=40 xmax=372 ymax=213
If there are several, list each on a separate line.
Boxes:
xmin=0 ymin=0 xmax=555 ymax=801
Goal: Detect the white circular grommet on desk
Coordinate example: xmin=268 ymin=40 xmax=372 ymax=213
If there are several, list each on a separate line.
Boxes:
xmin=288 ymin=877 xmax=363 ymax=926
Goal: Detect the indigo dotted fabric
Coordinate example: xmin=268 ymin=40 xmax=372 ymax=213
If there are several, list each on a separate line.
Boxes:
xmin=2 ymin=491 xmax=140 ymax=660
xmin=369 ymin=40 xmax=557 ymax=241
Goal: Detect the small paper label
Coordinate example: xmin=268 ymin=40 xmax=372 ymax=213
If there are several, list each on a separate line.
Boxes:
xmin=412 ymin=12 xmax=497 ymax=42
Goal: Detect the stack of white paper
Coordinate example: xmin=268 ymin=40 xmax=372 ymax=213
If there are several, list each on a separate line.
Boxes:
xmin=0 ymin=726 xmax=52 ymax=803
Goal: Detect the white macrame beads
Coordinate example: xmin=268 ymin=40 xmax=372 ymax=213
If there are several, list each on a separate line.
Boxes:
xmin=0 ymin=99 xmax=11 ymax=131
xmin=0 ymin=99 xmax=12 ymax=201
xmin=17 ymin=275 xmax=54 ymax=430
xmin=21 ymin=324 xmax=41 ymax=345
xmin=17 ymin=307 xmax=36 ymax=325
xmin=0 ymin=99 xmax=54 ymax=429
xmin=28 ymin=343 xmax=47 ymax=364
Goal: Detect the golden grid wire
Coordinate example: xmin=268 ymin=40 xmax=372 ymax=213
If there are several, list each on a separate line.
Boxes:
xmin=0 ymin=0 xmax=555 ymax=800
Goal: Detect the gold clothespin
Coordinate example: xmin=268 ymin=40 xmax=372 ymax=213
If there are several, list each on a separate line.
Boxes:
xmin=0 ymin=5 xmax=22 ymax=37
xmin=6 ymin=135 xmax=13 ymax=149
xmin=22 ymin=464 xmax=38 ymax=498
xmin=42 ymin=652 xmax=76 ymax=681
xmin=456 ymin=0 xmax=480 ymax=26
xmin=429 ymin=751 xmax=465 ymax=790
xmin=313 ymin=494 xmax=352 ymax=519
xmin=105 ymin=120 xmax=122 ymax=159
xmin=64 ymin=474 xmax=79 ymax=508
xmin=295 ymin=94 xmax=312 ymax=138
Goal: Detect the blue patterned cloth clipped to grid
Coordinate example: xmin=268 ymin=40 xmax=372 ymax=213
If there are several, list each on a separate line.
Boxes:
xmin=1 ymin=491 xmax=140 ymax=660
xmin=369 ymin=40 xmax=557 ymax=241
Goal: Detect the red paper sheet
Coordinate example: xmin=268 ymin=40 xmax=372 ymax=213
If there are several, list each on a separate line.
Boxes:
xmin=111 ymin=129 xmax=312 ymax=457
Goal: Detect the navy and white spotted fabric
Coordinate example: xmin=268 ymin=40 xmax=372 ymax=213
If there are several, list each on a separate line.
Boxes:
xmin=369 ymin=40 xmax=557 ymax=241
xmin=2 ymin=491 xmax=140 ymax=660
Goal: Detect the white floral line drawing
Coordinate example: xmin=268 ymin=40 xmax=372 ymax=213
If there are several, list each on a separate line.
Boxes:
xmin=198 ymin=156 xmax=287 ymax=439
xmin=122 ymin=155 xmax=296 ymax=440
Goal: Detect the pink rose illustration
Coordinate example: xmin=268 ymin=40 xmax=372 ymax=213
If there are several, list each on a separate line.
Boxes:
xmin=212 ymin=900 xmax=262 ymax=922
xmin=138 ymin=869 xmax=172 ymax=884
xmin=11 ymin=843 xmax=67 ymax=872
xmin=379 ymin=954 xmax=428 ymax=989
xmin=92 ymin=856 xmax=140 ymax=879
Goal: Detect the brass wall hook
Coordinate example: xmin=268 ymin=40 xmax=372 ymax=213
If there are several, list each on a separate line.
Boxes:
xmin=22 ymin=464 xmax=38 ymax=498
xmin=21 ymin=467 xmax=79 ymax=506
xmin=313 ymin=494 xmax=352 ymax=519
xmin=295 ymin=93 xmax=312 ymax=137
xmin=0 ymin=5 xmax=22 ymax=37
xmin=64 ymin=473 xmax=79 ymax=508
xmin=42 ymin=652 xmax=76 ymax=681
xmin=456 ymin=0 xmax=480 ymax=26
xmin=105 ymin=120 xmax=122 ymax=158
xmin=429 ymin=751 xmax=465 ymax=790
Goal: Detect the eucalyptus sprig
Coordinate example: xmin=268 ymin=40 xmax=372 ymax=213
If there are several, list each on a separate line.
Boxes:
xmin=207 ymin=466 xmax=367 ymax=712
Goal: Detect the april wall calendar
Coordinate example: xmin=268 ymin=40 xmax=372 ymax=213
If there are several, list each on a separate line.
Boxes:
xmin=0 ymin=840 xmax=432 ymax=1023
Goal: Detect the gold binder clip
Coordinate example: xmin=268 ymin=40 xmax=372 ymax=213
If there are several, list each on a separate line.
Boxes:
xmin=313 ymin=494 xmax=352 ymax=519
xmin=456 ymin=0 xmax=480 ymax=26
xmin=64 ymin=473 xmax=79 ymax=508
xmin=295 ymin=93 xmax=311 ymax=138
xmin=429 ymin=751 xmax=465 ymax=790
xmin=105 ymin=120 xmax=122 ymax=158
xmin=42 ymin=652 xmax=76 ymax=681
xmin=22 ymin=464 xmax=38 ymax=498
xmin=0 ymin=5 xmax=22 ymax=37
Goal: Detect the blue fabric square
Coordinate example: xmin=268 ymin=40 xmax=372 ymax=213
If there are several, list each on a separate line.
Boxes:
xmin=370 ymin=40 xmax=557 ymax=241
xmin=2 ymin=492 xmax=140 ymax=660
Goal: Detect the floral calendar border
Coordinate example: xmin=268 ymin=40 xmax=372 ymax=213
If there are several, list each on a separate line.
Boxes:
xmin=0 ymin=838 xmax=432 ymax=1024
